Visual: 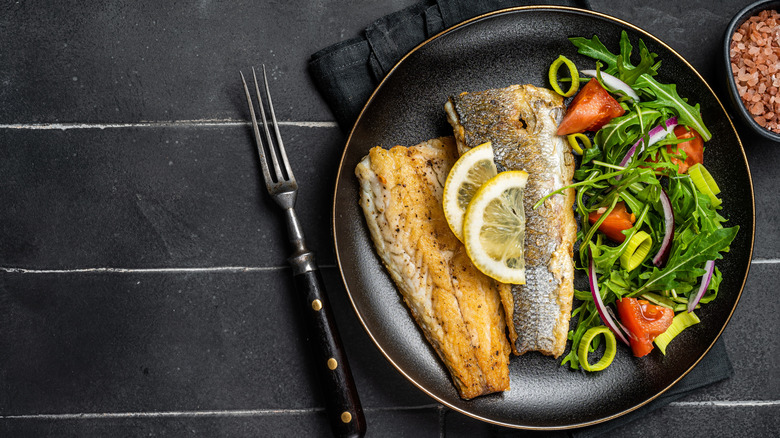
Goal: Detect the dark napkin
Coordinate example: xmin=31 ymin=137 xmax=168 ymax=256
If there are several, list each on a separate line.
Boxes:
xmin=308 ymin=1 xmax=734 ymax=436
xmin=309 ymin=0 xmax=592 ymax=130
xmin=570 ymin=339 xmax=732 ymax=437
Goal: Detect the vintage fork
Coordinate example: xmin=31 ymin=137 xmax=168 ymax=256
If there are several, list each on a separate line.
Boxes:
xmin=241 ymin=66 xmax=365 ymax=438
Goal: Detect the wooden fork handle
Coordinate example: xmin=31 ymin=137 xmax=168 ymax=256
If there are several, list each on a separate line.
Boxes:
xmin=292 ymin=267 xmax=366 ymax=438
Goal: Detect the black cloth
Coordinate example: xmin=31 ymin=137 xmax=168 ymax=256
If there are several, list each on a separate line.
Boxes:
xmin=309 ymin=0 xmax=592 ymax=130
xmin=570 ymin=339 xmax=732 ymax=438
xmin=308 ymin=1 xmax=734 ymax=436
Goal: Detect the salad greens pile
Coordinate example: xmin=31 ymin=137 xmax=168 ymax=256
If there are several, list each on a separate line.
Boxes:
xmin=552 ymin=32 xmax=739 ymax=370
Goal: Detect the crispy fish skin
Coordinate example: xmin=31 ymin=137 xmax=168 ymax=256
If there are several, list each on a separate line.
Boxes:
xmin=355 ymin=137 xmax=512 ymax=399
xmin=445 ymin=85 xmax=576 ymax=358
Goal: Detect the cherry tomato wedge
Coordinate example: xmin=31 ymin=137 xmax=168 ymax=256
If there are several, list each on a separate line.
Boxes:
xmin=616 ymin=297 xmax=674 ymax=357
xmin=588 ymin=201 xmax=635 ymax=243
xmin=557 ymin=79 xmax=625 ymax=136
xmin=668 ymin=126 xmax=704 ymax=174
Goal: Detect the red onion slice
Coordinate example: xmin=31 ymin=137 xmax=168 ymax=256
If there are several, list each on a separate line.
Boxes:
xmin=652 ymin=188 xmax=675 ymax=267
xmin=619 ymin=117 xmax=678 ymax=168
xmin=589 ymin=252 xmax=630 ymax=345
xmin=606 ymin=306 xmax=632 ymax=342
xmin=581 ymin=69 xmax=640 ymax=101
xmin=687 ymin=260 xmax=715 ymax=312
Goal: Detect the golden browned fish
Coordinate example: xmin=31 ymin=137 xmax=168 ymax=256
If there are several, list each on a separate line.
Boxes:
xmin=445 ymin=84 xmax=576 ymax=358
xmin=355 ymin=137 xmax=512 ymax=399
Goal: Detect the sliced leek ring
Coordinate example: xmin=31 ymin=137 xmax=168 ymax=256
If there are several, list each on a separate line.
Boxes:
xmin=620 ymin=231 xmax=652 ymax=271
xmin=654 ymin=311 xmax=701 ymax=355
xmin=688 ymin=163 xmax=721 ymax=207
xmin=578 ymin=326 xmax=617 ymax=372
xmin=548 ymin=55 xmax=580 ymax=97
xmin=567 ymin=133 xmax=591 ymax=155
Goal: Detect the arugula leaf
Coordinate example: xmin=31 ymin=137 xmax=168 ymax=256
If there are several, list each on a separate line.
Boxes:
xmin=602 ymin=269 xmax=634 ymax=298
xmin=570 ymin=31 xmax=660 ymax=84
xmin=632 ymin=226 xmax=739 ymax=295
xmin=617 ymin=36 xmax=661 ymax=84
xmin=695 ymin=193 xmax=728 ymax=233
xmin=580 ymin=142 xmax=603 ymax=165
xmin=633 ymin=73 xmax=713 ymax=141
xmin=667 ymin=176 xmax=698 ymax=219
xmin=561 ymin=301 xmax=599 ymax=370
xmin=594 ymin=107 xmax=661 ymax=153
xmin=569 ymin=34 xmax=617 ymax=71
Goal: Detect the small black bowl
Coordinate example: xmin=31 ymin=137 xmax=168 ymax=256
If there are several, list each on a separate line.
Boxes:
xmin=723 ymin=0 xmax=780 ymax=142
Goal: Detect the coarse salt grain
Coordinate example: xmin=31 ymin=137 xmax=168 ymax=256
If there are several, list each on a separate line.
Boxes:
xmin=731 ymin=9 xmax=780 ymax=133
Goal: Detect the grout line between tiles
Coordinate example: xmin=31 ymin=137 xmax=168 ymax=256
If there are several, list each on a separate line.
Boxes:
xmin=0 ymin=258 xmax=773 ymax=275
xmin=0 ymin=409 xmax=324 ymax=420
xmin=669 ymin=400 xmax=780 ymax=407
xmin=0 ymin=404 xmax=443 ymax=420
xmin=1 ymin=401 xmax=776 ymax=421
xmin=0 ymin=265 xmax=340 ymax=274
xmin=0 ymin=120 xmax=339 ymax=130
xmin=0 ymin=266 xmax=290 ymax=274
xmin=438 ymin=405 xmax=446 ymax=438
xmin=750 ymin=258 xmax=780 ymax=264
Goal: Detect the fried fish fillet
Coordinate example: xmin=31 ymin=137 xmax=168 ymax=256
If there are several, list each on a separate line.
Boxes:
xmin=445 ymin=84 xmax=576 ymax=358
xmin=355 ymin=137 xmax=512 ymax=399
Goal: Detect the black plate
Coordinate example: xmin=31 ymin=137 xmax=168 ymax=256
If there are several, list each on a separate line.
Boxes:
xmin=333 ymin=6 xmax=755 ymax=429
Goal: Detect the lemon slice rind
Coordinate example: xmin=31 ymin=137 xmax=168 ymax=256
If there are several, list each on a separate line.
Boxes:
xmin=463 ymin=170 xmax=529 ymax=284
xmin=442 ymin=142 xmax=497 ymax=241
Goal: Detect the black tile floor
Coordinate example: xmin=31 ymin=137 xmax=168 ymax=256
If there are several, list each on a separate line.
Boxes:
xmin=1 ymin=0 xmax=778 ymax=436
xmin=0 ymin=125 xmax=344 ymax=268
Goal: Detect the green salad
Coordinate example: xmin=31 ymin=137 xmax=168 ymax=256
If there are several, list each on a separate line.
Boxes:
xmin=545 ymin=32 xmax=739 ymax=371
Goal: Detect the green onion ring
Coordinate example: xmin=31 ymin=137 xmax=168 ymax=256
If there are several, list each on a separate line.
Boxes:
xmin=578 ymin=326 xmax=617 ymax=372
xmin=567 ymin=133 xmax=591 ymax=155
xmin=548 ymin=55 xmax=580 ymax=97
xmin=620 ymin=230 xmax=652 ymax=271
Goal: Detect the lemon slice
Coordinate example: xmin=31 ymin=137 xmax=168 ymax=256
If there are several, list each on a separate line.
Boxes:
xmin=442 ymin=142 xmax=497 ymax=241
xmin=463 ymin=170 xmax=529 ymax=284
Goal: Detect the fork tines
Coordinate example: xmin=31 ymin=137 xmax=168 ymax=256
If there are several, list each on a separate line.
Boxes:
xmin=240 ymin=66 xmax=296 ymax=189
